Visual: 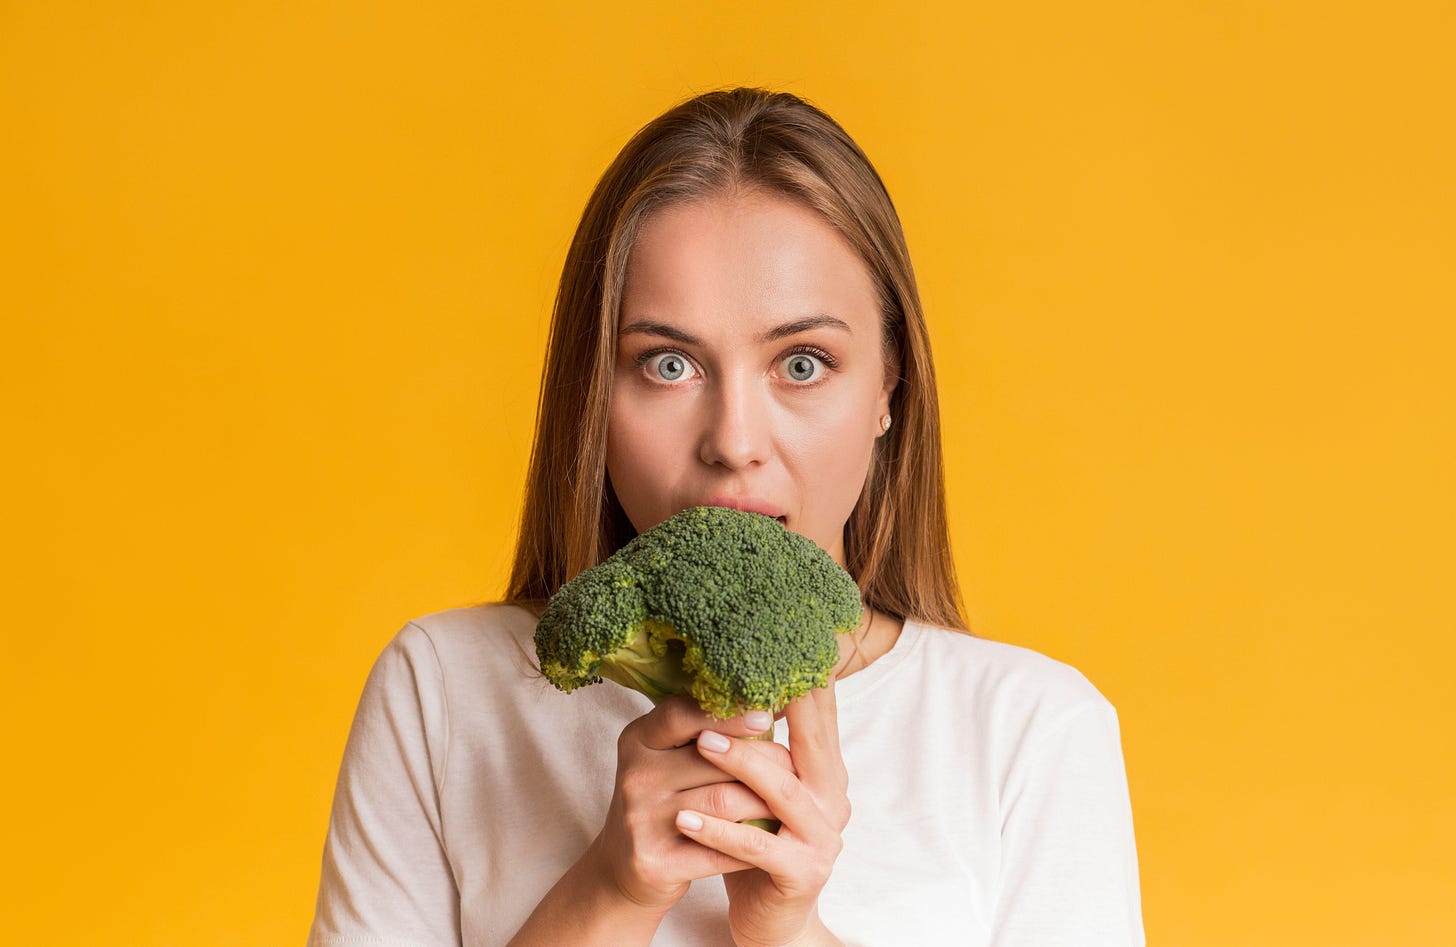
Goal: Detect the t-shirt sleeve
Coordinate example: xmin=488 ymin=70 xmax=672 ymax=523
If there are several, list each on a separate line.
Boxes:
xmin=990 ymin=700 xmax=1146 ymax=947
xmin=307 ymin=621 xmax=462 ymax=947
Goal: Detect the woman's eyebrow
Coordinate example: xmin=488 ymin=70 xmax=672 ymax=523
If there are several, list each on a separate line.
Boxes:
xmin=620 ymin=319 xmax=698 ymax=344
xmin=619 ymin=313 xmax=852 ymax=345
xmin=759 ymin=314 xmax=852 ymax=342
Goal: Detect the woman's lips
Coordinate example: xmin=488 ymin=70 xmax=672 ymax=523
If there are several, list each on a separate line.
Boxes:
xmin=697 ymin=496 xmax=786 ymax=522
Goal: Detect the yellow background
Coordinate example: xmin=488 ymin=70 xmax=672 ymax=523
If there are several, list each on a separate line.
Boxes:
xmin=3 ymin=2 xmax=1452 ymax=944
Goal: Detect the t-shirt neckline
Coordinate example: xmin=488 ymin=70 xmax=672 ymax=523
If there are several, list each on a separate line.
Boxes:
xmin=833 ymin=614 xmax=924 ymax=705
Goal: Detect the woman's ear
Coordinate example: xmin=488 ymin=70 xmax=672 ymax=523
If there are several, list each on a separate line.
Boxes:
xmin=876 ymin=353 xmax=902 ymax=435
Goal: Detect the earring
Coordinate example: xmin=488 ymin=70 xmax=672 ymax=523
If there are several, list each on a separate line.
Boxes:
xmin=880 ymin=414 xmax=892 ymax=432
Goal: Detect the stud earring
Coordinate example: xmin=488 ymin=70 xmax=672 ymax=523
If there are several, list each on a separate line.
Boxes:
xmin=880 ymin=414 xmax=892 ymax=432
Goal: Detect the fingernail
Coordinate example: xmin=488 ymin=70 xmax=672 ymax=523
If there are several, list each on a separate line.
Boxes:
xmin=698 ymin=730 xmax=732 ymax=753
xmin=676 ymin=810 xmax=704 ymax=831
xmin=743 ymin=710 xmax=772 ymax=732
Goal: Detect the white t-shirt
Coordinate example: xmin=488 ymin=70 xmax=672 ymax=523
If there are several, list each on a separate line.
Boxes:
xmin=307 ymin=603 xmax=1144 ymax=946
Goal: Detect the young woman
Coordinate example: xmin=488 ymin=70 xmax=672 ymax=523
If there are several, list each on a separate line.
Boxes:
xmin=308 ymin=87 xmax=1145 ymax=946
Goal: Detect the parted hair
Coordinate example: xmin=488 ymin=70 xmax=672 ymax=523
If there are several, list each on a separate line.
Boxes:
xmin=501 ymin=86 xmax=968 ymax=633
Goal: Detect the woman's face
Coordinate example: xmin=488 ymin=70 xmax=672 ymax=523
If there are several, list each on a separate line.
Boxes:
xmin=606 ymin=188 xmax=897 ymax=566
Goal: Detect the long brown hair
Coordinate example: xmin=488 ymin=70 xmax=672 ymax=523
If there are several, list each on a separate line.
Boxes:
xmin=501 ymin=86 xmax=968 ymax=633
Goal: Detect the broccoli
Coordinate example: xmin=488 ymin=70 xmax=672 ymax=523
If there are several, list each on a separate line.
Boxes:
xmin=534 ymin=505 xmax=864 ymax=720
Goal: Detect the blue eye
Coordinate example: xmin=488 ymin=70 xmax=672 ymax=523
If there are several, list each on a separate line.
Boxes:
xmin=782 ymin=352 xmax=823 ymax=383
xmin=648 ymin=352 xmax=696 ymax=382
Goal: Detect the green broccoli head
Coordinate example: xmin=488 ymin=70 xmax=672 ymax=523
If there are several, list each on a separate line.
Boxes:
xmin=534 ymin=505 xmax=864 ymax=719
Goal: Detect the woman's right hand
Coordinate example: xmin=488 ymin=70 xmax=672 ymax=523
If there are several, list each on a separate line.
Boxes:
xmin=590 ymin=695 xmax=793 ymax=915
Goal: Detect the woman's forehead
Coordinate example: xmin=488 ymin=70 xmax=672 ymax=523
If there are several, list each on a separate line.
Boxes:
xmin=621 ymin=193 xmax=879 ymax=338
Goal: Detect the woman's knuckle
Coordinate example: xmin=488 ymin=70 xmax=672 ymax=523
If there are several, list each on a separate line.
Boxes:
xmin=704 ymin=782 xmax=735 ymax=816
xmin=621 ymin=803 xmax=650 ymax=837
xmin=814 ymin=862 xmax=834 ymax=888
xmin=618 ymin=766 xmax=649 ymax=801
xmin=742 ymin=826 xmax=772 ymax=859
xmin=664 ymin=696 xmax=698 ymax=732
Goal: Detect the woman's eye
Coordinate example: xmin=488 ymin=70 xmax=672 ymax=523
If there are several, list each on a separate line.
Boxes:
xmin=647 ymin=352 xmax=696 ymax=382
xmin=782 ymin=352 xmax=824 ymax=383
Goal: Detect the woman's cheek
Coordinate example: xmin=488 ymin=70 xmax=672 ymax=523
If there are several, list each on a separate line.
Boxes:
xmin=812 ymin=399 xmax=879 ymax=495
xmin=793 ymin=387 xmax=868 ymax=440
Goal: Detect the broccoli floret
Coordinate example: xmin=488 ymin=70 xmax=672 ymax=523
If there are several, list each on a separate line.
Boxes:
xmin=534 ymin=505 xmax=864 ymax=720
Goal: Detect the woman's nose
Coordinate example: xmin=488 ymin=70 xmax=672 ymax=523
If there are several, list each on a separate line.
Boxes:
xmin=697 ymin=374 xmax=771 ymax=470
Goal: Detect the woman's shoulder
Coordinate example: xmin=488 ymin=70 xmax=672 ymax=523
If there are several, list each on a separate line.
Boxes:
xmin=899 ymin=617 xmax=1117 ymax=726
xmin=362 ymin=600 xmax=583 ymax=725
xmin=388 ymin=600 xmax=540 ymax=668
xmin=405 ymin=599 xmax=538 ymax=639
xmin=356 ymin=601 xmax=542 ymax=699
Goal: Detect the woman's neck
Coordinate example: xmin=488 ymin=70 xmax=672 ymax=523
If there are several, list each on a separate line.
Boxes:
xmin=832 ymin=605 xmax=904 ymax=679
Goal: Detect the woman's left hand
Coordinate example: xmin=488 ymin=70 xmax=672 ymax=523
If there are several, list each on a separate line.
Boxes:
xmin=674 ymin=677 xmax=850 ymax=947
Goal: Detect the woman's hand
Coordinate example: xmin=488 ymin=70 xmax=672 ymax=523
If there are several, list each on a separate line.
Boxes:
xmin=510 ymin=695 xmax=792 ymax=945
xmin=674 ymin=678 xmax=850 ymax=947
xmin=590 ymin=695 xmax=796 ymax=917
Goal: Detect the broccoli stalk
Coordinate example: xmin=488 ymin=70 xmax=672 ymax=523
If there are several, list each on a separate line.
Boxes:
xmin=534 ymin=505 xmax=864 ymax=832
xmin=594 ymin=619 xmax=781 ymax=833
